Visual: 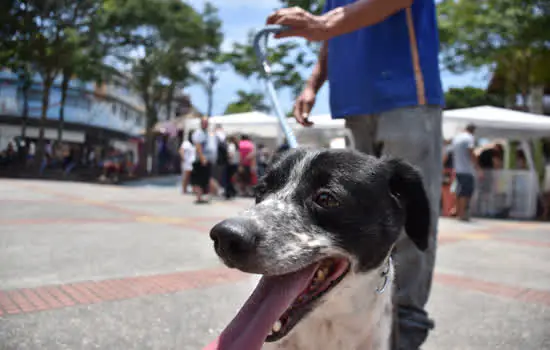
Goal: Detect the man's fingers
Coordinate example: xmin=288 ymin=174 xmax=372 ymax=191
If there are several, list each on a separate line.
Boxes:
xmin=266 ymin=12 xmax=279 ymax=24
xmin=294 ymin=101 xmax=314 ymax=127
xmin=266 ymin=7 xmax=302 ymax=24
xmin=293 ymin=102 xmax=305 ymax=124
xmin=275 ymin=28 xmax=308 ymax=39
xmin=301 ymin=102 xmax=314 ymax=127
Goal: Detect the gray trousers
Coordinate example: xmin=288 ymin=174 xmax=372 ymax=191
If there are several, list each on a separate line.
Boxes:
xmin=345 ymin=105 xmax=442 ymax=350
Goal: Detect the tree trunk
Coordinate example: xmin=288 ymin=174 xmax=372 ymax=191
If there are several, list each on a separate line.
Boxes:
xmin=165 ymin=83 xmax=175 ymax=120
xmin=206 ymin=69 xmax=217 ymax=117
xmin=35 ymin=75 xmax=53 ymax=173
xmin=529 ymin=85 xmax=544 ymax=115
xmin=145 ymin=108 xmax=157 ymax=175
xmin=58 ymin=69 xmax=71 ymax=142
xmin=207 ymin=85 xmax=214 ymax=117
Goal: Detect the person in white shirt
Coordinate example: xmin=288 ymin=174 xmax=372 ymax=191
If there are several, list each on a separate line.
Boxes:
xmin=451 ymin=123 xmax=481 ymax=221
xmin=191 ymin=117 xmax=215 ymax=203
xmin=179 ymin=129 xmax=196 ymax=194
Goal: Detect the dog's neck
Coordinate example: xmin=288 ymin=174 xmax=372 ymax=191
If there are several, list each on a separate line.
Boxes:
xmin=264 ymin=258 xmax=394 ymax=350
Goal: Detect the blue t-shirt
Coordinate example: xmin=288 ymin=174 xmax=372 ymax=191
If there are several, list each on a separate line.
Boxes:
xmin=323 ymin=0 xmax=444 ymax=117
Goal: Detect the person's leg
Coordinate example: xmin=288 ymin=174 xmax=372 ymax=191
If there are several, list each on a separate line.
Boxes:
xmin=181 ymin=167 xmax=187 ymax=194
xmin=200 ymin=162 xmax=212 ymax=202
xmin=377 ymin=105 xmax=442 ymax=350
xmin=191 ymin=162 xmax=204 ymax=201
xmin=225 ymin=164 xmax=236 ymax=199
xmin=344 ymin=114 xmax=379 ymax=155
xmin=464 ymin=174 xmax=475 ymax=220
xmin=455 ymin=173 xmax=474 ymax=221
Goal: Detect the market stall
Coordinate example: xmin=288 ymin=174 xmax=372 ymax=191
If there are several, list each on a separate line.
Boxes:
xmin=443 ymin=106 xmax=550 ymax=220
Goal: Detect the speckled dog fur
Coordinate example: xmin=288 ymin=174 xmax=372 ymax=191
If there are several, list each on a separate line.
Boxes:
xmin=211 ymin=148 xmax=431 ymax=350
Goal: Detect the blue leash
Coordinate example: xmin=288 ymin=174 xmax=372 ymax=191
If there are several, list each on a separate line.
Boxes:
xmin=252 ymin=25 xmax=299 ymax=149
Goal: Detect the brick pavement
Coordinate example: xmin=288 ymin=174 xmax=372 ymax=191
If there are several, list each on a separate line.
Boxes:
xmin=1 ymin=179 xmax=549 ymax=349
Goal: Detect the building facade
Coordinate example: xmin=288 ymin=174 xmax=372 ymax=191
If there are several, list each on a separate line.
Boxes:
xmin=0 ymin=69 xmax=149 ymax=151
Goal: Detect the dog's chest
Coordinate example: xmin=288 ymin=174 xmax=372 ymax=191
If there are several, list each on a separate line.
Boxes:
xmin=262 ymin=272 xmax=393 ymax=350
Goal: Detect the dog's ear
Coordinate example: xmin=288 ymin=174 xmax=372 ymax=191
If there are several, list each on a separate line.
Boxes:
xmin=383 ymin=157 xmax=431 ymax=251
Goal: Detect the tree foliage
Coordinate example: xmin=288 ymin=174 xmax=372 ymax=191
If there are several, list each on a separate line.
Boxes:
xmin=438 ymin=0 xmax=550 ymax=104
xmin=224 ymin=90 xmax=271 ymax=115
xmin=1 ymin=0 xmax=222 ymax=174
xmin=1 ymin=0 xmax=109 ymax=167
xmin=444 ymin=86 xmax=505 ymax=110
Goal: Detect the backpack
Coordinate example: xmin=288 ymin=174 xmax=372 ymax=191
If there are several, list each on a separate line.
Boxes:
xmin=216 ymin=138 xmax=229 ymax=165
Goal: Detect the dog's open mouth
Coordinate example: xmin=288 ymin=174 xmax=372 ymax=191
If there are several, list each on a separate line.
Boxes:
xmin=203 ymin=257 xmax=350 ymax=350
xmin=266 ymin=258 xmax=350 ymax=342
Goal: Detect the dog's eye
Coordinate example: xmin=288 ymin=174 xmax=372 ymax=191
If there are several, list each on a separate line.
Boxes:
xmin=314 ymin=192 xmax=340 ymax=208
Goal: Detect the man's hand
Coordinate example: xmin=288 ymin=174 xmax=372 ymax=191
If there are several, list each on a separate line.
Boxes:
xmin=293 ymin=87 xmax=316 ymax=126
xmin=200 ymin=157 xmax=207 ymax=166
xmin=266 ymin=7 xmax=331 ymax=41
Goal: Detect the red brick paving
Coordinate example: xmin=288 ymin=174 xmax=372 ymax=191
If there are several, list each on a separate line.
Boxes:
xmin=491 ymin=237 xmax=550 ymax=248
xmin=434 ymin=273 xmax=550 ymax=306
xmin=0 ymin=291 xmax=21 ymax=314
xmin=0 ymin=218 xmax=136 ymax=225
xmin=1 ymin=265 xmax=549 ymax=317
xmin=0 ymin=267 xmax=248 ymax=316
xmin=4 ymin=182 xmax=549 ymax=317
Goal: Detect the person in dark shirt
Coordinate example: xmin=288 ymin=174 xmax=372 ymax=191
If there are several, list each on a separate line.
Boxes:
xmin=478 ymin=143 xmax=504 ymax=170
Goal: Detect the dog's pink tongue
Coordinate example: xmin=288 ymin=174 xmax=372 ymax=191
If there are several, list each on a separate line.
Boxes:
xmin=203 ymin=264 xmax=318 ymax=350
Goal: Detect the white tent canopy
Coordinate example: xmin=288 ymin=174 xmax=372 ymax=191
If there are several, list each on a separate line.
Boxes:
xmin=185 ymin=111 xmax=350 ymax=148
xmin=443 ymin=106 xmax=550 ymax=140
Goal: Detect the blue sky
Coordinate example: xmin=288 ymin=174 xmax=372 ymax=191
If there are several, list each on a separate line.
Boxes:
xmin=186 ymin=0 xmax=490 ymax=116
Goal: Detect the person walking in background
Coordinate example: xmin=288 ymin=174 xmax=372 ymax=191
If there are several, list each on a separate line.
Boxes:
xmin=451 ymin=123 xmax=481 ymax=221
xmin=179 ymin=129 xmax=195 ymax=194
xmin=267 ymin=1 xmax=444 ymax=348
xmin=213 ymin=124 xmax=228 ymax=195
xmin=224 ymin=135 xmax=240 ymax=199
xmin=191 ymin=117 xmax=214 ymax=204
xmin=256 ymin=143 xmax=270 ymax=178
xmin=237 ymin=134 xmax=256 ymax=197
xmin=475 ymin=142 xmax=504 ymax=215
xmin=206 ymin=126 xmax=221 ymax=197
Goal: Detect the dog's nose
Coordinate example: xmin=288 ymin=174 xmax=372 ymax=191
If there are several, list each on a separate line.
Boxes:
xmin=210 ymin=218 xmax=259 ymax=267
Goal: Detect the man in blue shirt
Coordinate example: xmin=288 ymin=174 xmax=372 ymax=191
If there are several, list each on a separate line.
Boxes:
xmin=267 ymin=1 xmax=444 ymax=349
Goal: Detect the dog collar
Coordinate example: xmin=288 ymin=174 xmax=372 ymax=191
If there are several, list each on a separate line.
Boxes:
xmin=376 ymin=256 xmax=392 ymax=294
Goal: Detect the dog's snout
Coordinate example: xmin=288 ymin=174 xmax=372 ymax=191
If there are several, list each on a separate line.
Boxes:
xmin=210 ymin=218 xmax=259 ymax=268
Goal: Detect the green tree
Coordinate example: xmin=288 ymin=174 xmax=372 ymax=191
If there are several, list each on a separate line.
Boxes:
xmin=222 ymin=30 xmax=312 ymax=114
xmin=105 ymin=0 xmax=208 ymax=173
xmin=438 ymin=0 xmax=550 ymax=109
xmin=224 ymin=90 xmax=271 ymax=114
xmin=56 ymin=1 xmax=107 ymax=142
xmin=1 ymin=0 xmax=109 ymax=169
xmin=444 ymin=86 xmax=505 ymax=110
xmin=196 ymin=2 xmax=224 ymax=117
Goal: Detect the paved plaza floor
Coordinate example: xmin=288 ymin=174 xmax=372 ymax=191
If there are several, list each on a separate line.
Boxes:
xmin=0 ymin=178 xmax=549 ymax=349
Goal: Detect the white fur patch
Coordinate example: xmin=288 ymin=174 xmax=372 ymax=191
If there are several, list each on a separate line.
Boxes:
xmin=263 ymin=261 xmax=395 ymax=350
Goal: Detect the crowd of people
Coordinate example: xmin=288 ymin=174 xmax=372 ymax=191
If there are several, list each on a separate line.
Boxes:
xmin=179 ymin=116 xmax=276 ymax=204
xmin=0 ymin=137 xmax=135 ymax=182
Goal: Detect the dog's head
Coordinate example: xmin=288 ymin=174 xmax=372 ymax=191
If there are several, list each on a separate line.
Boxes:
xmin=207 ymin=149 xmax=431 ymax=349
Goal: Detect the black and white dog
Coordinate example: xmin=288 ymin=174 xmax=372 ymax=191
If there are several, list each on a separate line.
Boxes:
xmin=205 ymin=148 xmax=431 ymax=350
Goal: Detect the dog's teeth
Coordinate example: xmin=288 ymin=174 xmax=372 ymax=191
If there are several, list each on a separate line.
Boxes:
xmin=272 ymin=320 xmax=282 ymax=332
xmin=316 ymin=269 xmax=326 ymax=281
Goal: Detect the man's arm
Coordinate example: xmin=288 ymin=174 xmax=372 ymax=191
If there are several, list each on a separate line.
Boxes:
xmin=306 ymin=41 xmax=328 ymax=93
xmin=178 ymin=146 xmax=185 ymax=160
xmin=323 ymin=0 xmax=413 ymax=38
